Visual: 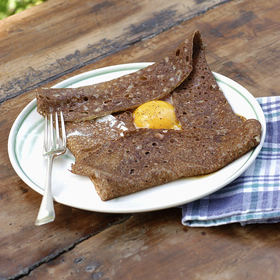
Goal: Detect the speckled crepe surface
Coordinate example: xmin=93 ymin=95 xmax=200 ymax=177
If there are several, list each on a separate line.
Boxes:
xmin=36 ymin=30 xmax=202 ymax=122
xmin=36 ymin=30 xmax=262 ymax=201
xmin=72 ymin=120 xmax=261 ymax=201
xmin=67 ymin=30 xmax=261 ymax=201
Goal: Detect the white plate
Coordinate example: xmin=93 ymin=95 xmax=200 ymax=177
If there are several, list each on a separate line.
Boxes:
xmin=8 ymin=63 xmax=266 ymax=213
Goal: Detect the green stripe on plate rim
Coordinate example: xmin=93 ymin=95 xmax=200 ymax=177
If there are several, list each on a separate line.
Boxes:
xmin=14 ymin=103 xmax=43 ymax=190
xmin=215 ymin=74 xmax=260 ymax=120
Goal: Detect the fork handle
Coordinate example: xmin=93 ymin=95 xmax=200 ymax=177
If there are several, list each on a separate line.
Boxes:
xmin=35 ymin=155 xmax=55 ymax=226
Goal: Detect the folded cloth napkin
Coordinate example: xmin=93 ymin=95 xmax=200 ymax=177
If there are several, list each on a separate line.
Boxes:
xmin=182 ymin=96 xmax=280 ymax=226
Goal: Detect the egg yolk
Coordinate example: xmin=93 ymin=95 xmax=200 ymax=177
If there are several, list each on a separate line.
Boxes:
xmin=133 ymin=100 xmax=181 ymax=129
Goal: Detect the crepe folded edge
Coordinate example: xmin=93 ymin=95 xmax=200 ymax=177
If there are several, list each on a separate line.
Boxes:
xmin=71 ymin=119 xmax=262 ymax=201
xmin=36 ymin=30 xmax=203 ymax=122
xmin=35 ymin=29 xmax=263 ymax=201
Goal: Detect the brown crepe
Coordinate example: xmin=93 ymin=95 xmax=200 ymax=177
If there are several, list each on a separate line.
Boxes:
xmin=66 ymin=111 xmax=136 ymax=161
xmin=36 ymin=30 xmax=262 ymax=201
xmin=72 ymin=120 xmax=261 ymax=201
xmin=36 ymin=30 xmax=202 ymax=122
xmin=172 ymin=36 xmax=243 ymax=132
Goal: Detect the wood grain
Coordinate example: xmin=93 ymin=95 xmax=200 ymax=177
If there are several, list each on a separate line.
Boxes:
xmin=1 ymin=0 xmax=280 ymax=279
xmin=23 ymin=209 xmax=280 ymax=279
xmin=28 ymin=0 xmax=280 ymax=98
xmin=0 ymin=0 xmax=229 ymax=103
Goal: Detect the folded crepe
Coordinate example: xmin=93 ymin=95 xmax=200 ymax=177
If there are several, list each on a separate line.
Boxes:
xmin=36 ymin=30 xmax=262 ymax=201
xmin=36 ymin=30 xmax=200 ymax=122
xmin=72 ymin=120 xmax=261 ymax=200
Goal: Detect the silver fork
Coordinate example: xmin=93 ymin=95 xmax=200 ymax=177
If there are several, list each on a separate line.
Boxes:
xmin=35 ymin=111 xmax=67 ymax=226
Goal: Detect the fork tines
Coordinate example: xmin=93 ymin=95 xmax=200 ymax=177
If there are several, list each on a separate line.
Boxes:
xmin=44 ymin=111 xmax=66 ymax=156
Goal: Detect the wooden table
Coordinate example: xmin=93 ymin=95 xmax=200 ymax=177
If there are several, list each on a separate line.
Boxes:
xmin=1 ymin=0 xmax=280 ymax=278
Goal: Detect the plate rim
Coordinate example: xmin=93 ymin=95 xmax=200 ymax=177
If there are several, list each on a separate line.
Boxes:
xmin=8 ymin=63 xmax=266 ymax=213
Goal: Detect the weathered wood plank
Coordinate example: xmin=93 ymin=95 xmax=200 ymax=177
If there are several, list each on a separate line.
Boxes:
xmin=29 ymin=0 xmax=280 ymax=98
xmin=24 ymin=209 xmax=280 ymax=279
xmin=0 ymin=0 xmax=231 ymax=103
xmin=193 ymin=0 xmax=280 ymax=98
xmin=1 ymin=0 xmax=280 ymax=278
xmin=13 ymin=0 xmax=280 ymax=277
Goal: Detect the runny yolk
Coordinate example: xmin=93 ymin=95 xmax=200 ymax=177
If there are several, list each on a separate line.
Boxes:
xmin=133 ymin=100 xmax=181 ymax=130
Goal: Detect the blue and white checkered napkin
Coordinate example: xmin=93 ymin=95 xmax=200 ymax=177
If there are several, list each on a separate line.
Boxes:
xmin=182 ymin=96 xmax=280 ymax=226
